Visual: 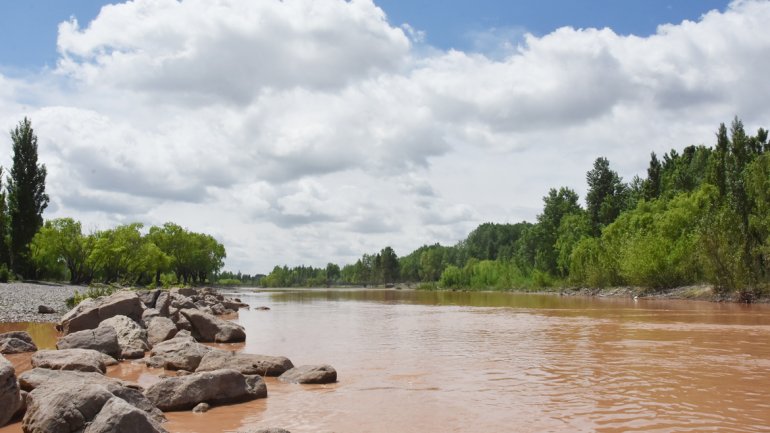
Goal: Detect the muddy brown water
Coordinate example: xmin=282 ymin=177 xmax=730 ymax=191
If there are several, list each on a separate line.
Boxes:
xmin=2 ymin=289 xmax=770 ymax=432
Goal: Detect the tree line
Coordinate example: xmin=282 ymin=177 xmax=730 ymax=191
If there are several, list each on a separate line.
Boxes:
xmin=262 ymin=118 xmax=770 ymax=300
xmin=1 ymin=118 xmax=226 ymax=285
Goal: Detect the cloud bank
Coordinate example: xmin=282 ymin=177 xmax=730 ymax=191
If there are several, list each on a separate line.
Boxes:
xmin=1 ymin=0 xmax=769 ymax=272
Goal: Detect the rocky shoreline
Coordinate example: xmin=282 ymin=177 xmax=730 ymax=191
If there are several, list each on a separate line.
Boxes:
xmin=0 ymin=283 xmax=80 ymax=323
xmin=1 ymin=286 xmax=336 ymax=433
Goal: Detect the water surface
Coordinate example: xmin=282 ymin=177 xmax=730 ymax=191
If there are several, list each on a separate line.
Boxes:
xmin=3 ymin=289 xmax=770 ymax=432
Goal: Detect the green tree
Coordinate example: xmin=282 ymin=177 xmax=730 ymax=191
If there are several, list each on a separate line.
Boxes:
xmin=0 ymin=168 xmax=10 ymax=268
xmin=7 ymin=118 xmax=49 ymax=278
xmin=379 ymin=246 xmax=399 ymax=283
xmin=534 ymin=187 xmax=582 ymax=274
xmin=30 ymin=218 xmax=95 ymax=284
xmin=585 ymin=157 xmax=627 ymax=236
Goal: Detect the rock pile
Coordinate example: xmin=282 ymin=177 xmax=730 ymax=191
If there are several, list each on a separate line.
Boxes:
xmin=0 ymin=286 xmax=335 ymax=431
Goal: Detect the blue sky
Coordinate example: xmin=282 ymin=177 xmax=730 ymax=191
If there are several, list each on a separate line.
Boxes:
xmin=1 ymin=0 xmax=730 ymax=70
xmin=0 ymin=0 xmax=767 ymax=273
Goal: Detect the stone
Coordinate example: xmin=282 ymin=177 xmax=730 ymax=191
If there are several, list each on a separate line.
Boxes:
xmin=145 ymin=317 xmax=178 ymax=346
xmin=31 ymin=349 xmax=111 ymax=373
xmin=197 ymin=350 xmax=294 ymax=377
xmin=278 ymin=365 xmax=337 ymax=384
xmin=170 ymin=294 xmax=196 ymax=310
xmin=221 ymin=300 xmax=249 ymax=311
xmin=58 ymin=291 xmax=145 ymax=335
xmin=155 ymin=292 xmax=172 ymax=317
xmin=192 ymin=402 xmax=210 ymax=413
xmin=254 ymin=306 xmax=271 ymax=311
xmin=142 ymin=308 xmax=161 ymax=323
xmin=56 ymin=326 xmax=121 ymax=358
xmin=22 ymin=380 xmax=166 ymax=433
xmin=99 ymin=315 xmax=150 ymax=359
xmin=18 ymin=368 xmax=165 ymax=425
xmin=144 ymin=369 xmax=266 ymax=411
xmin=180 ymin=309 xmax=246 ymax=343
xmin=171 ymin=312 xmax=192 ymax=332
xmin=15 ymin=390 xmax=28 ymax=420
xmin=136 ymin=289 xmax=162 ymax=309
xmin=249 ymin=429 xmax=291 ymax=433
xmin=145 ymin=334 xmax=211 ymax=371
xmin=83 ymin=396 xmax=168 ymax=433
xmin=0 ymin=331 xmax=38 ymax=354
xmin=38 ymin=305 xmax=56 ymax=314
xmin=172 ymin=287 xmax=198 ymax=298
xmin=0 ymin=354 xmax=21 ymax=426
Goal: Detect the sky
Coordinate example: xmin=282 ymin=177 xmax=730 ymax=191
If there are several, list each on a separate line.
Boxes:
xmin=1 ymin=0 xmax=767 ymax=274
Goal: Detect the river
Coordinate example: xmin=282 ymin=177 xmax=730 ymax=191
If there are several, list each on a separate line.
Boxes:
xmin=2 ymin=289 xmax=770 ymax=432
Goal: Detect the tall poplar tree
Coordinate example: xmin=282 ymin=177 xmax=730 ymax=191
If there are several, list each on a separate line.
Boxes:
xmin=7 ymin=118 xmax=49 ymax=278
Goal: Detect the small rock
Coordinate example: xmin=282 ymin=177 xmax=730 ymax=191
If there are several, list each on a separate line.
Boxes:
xmin=56 ymin=325 xmax=121 ymax=358
xmin=254 ymin=306 xmax=270 ymax=311
xmin=278 ymin=365 xmax=337 ymax=384
xmin=38 ymin=305 xmax=56 ymax=314
xmin=0 ymin=331 xmax=38 ymax=354
xmin=146 ymin=316 xmax=178 ymax=346
xmin=31 ymin=348 xmax=111 ymax=373
xmin=1 ymin=354 xmax=21 ymax=426
xmin=197 ymin=350 xmax=294 ymax=376
xmin=59 ymin=290 xmax=145 ymax=335
xmin=144 ymin=369 xmax=267 ymax=411
xmin=181 ymin=309 xmax=246 ymax=343
xmin=192 ymin=402 xmax=210 ymax=413
xmin=99 ymin=315 xmax=150 ymax=359
xmin=145 ymin=334 xmax=211 ymax=371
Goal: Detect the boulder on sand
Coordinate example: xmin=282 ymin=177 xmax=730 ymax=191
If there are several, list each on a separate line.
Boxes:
xmin=58 ymin=291 xmax=145 ymax=335
xmin=56 ymin=326 xmax=121 ymax=358
xmin=145 ymin=334 xmax=211 ymax=371
xmin=31 ymin=348 xmax=115 ymax=373
xmin=38 ymin=305 xmax=56 ymax=314
xmin=180 ymin=309 xmax=246 ymax=343
xmin=0 ymin=331 xmax=38 ymax=354
xmin=144 ymin=369 xmax=266 ymax=411
xmin=136 ymin=289 xmax=162 ymax=309
xmin=99 ymin=315 xmax=150 ymax=359
xmin=196 ymin=350 xmax=294 ymax=377
xmin=278 ymin=365 xmax=337 ymax=384
xmin=0 ymin=354 xmax=21 ymax=426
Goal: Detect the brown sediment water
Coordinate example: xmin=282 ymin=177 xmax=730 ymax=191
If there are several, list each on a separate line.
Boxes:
xmin=2 ymin=289 xmax=770 ymax=432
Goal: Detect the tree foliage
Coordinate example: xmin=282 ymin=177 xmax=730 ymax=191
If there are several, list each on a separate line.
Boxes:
xmin=7 ymin=118 xmax=49 ymax=278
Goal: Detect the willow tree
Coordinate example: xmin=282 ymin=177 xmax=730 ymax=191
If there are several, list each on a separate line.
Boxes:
xmin=8 ymin=118 xmax=49 ymax=278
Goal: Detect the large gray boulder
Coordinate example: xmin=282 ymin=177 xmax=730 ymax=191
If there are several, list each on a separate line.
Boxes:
xmin=22 ymin=380 xmax=166 ymax=433
xmin=18 ymin=368 xmax=164 ymax=424
xmin=196 ymin=350 xmax=294 ymax=376
xmin=144 ymin=369 xmax=266 ymax=411
xmin=56 ymin=326 xmax=121 ymax=358
xmin=31 ymin=349 xmax=115 ymax=373
xmin=99 ymin=315 xmax=150 ymax=359
xmin=83 ymin=396 xmax=168 ymax=433
xmin=278 ymin=365 xmax=337 ymax=384
xmin=136 ymin=289 xmax=161 ymax=309
xmin=0 ymin=331 xmax=38 ymax=354
xmin=145 ymin=316 xmax=178 ymax=346
xmin=155 ymin=292 xmax=172 ymax=317
xmin=58 ymin=291 xmax=145 ymax=335
xmin=180 ymin=308 xmax=246 ymax=342
xmin=1 ymin=354 xmax=21 ymax=426
xmin=145 ymin=334 xmax=211 ymax=371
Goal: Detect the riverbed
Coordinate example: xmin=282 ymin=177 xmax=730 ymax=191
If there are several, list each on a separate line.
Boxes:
xmin=3 ymin=289 xmax=770 ymax=432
